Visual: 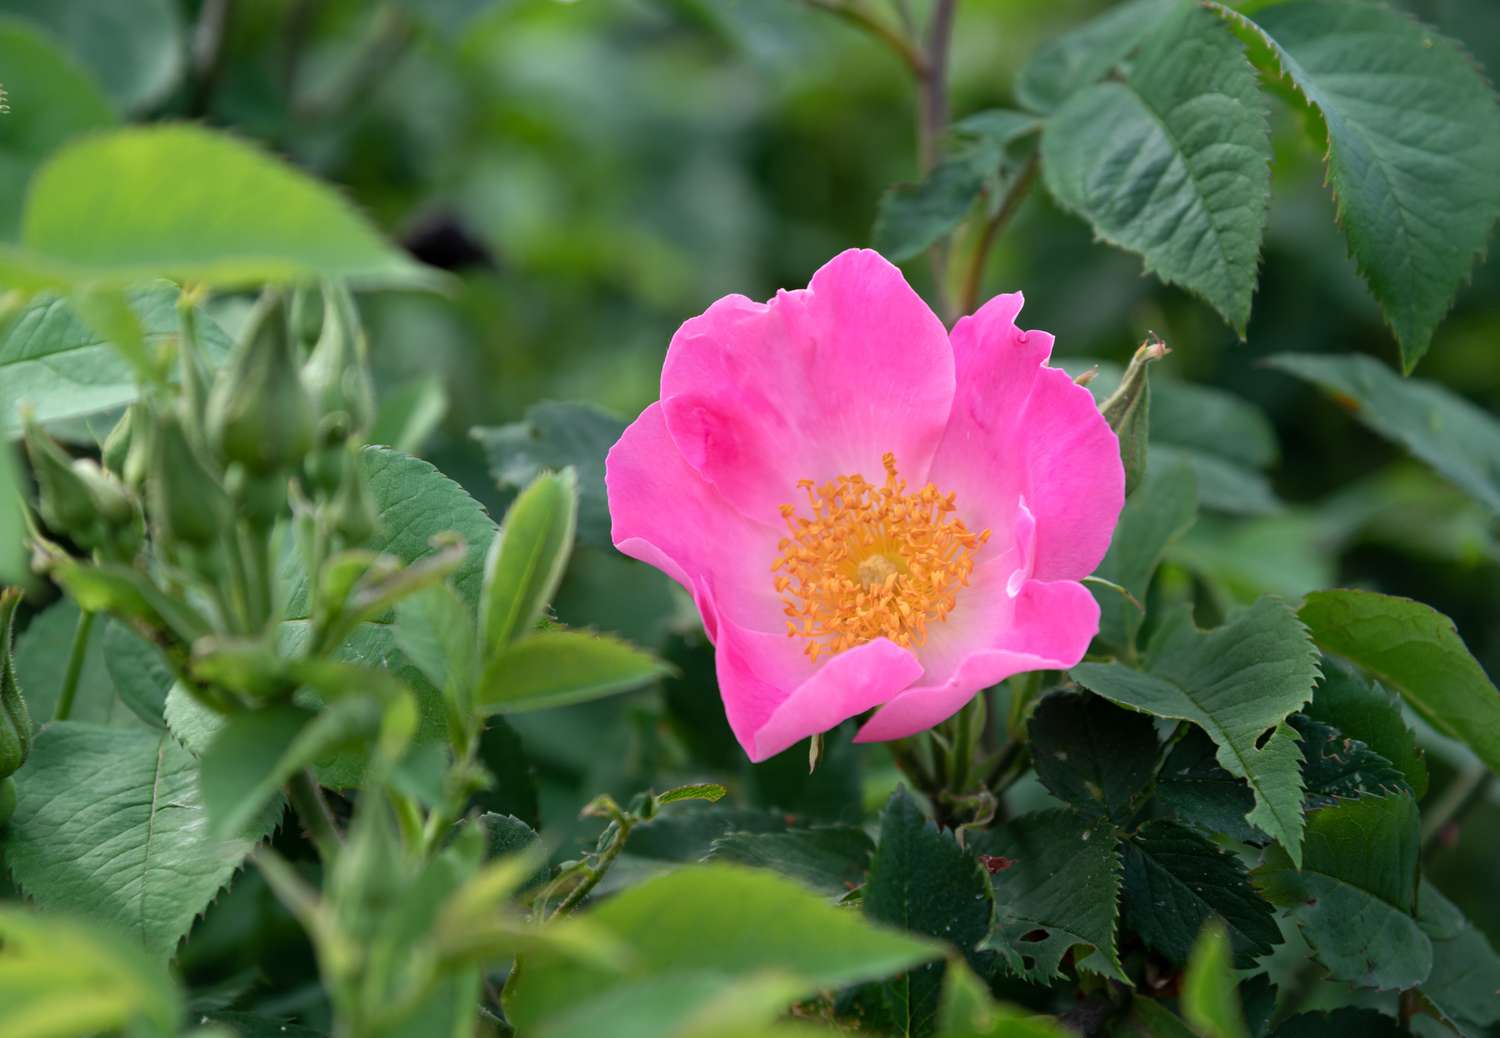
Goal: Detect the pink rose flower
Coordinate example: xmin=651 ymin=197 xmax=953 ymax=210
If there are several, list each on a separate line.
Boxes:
xmin=605 ymin=249 xmax=1124 ymax=762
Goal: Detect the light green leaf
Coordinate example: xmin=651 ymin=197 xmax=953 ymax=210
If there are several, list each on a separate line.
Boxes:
xmin=478 ymin=629 xmax=666 ymax=714
xmin=0 ymin=723 xmax=282 ymax=959
xmin=1216 ymin=1 xmax=1500 ymax=370
xmin=1268 ymin=352 xmax=1500 ymax=514
xmin=102 ymin=620 xmax=173 ymax=729
xmin=1072 ymin=598 xmax=1320 ymax=865
xmin=1 ymin=284 xmax=232 ymax=436
xmin=1417 ymin=880 xmax=1500 ymax=1037
xmin=1090 ymin=460 xmax=1197 ymax=655
xmin=392 ymin=582 xmax=477 ymax=699
xmin=937 ymin=959 xmax=1073 ymax=1038
xmin=199 ymin=699 xmax=381 ymax=839
xmin=473 ymin=401 xmax=626 ymax=550
xmin=976 ymin=809 xmax=1126 ymax=985
xmin=1041 ymin=2 xmax=1270 ymax=333
xmin=0 ymin=0 xmax=182 ymax=112
xmin=1254 ymin=794 xmax=1428 ymax=990
xmin=656 ymin=782 xmax=727 ymax=806
xmin=0 ymin=906 xmax=182 ymax=1038
xmin=1120 ymin=821 xmax=1279 ymax=969
xmin=0 ymin=17 xmax=115 ymax=239
xmin=481 ymin=468 xmax=578 ymax=653
xmin=13 ymin=125 xmax=435 ymax=290
xmin=1298 ymin=589 xmax=1500 ymax=780
xmin=1180 ymin=923 xmax=1249 ymax=1038
xmin=13 ymin=598 xmax=135 ymax=727
xmin=1016 ymin=0 xmax=1174 ymax=113
xmin=504 ymin=863 xmax=942 ymax=1035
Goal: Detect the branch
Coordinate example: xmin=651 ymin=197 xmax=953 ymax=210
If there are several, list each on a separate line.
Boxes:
xmin=803 ymin=0 xmax=928 ymax=78
xmin=958 ymin=150 xmax=1040 ymax=317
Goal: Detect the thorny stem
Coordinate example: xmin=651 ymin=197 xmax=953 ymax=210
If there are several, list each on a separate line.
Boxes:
xmin=958 ymin=150 xmax=1040 ymax=316
xmin=52 ymin=609 xmax=96 ymax=723
xmin=288 ymin=767 xmax=344 ymax=862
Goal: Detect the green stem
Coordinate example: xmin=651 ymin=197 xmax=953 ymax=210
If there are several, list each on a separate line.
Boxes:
xmin=53 ymin=610 xmax=96 ymax=722
xmin=1006 ymin=671 xmax=1042 ymax=740
xmin=1421 ymin=764 xmax=1494 ymax=855
xmin=949 ymin=692 xmax=984 ymax=795
xmin=552 ymin=817 xmax=635 ymax=918
xmin=958 ymin=150 xmax=1040 ymax=316
xmin=287 ymin=768 xmax=343 ymax=862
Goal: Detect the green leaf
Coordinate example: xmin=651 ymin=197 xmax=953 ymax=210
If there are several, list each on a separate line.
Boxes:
xmin=1417 ymin=880 xmax=1500 ymax=1037
xmin=0 ymin=439 xmax=24 ymax=584
xmin=1254 ymin=795 xmax=1428 ymax=990
xmin=873 ymin=146 xmax=995 ymax=263
xmin=13 ymin=125 xmax=434 ymax=290
xmin=0 ymin=284 xmax=232 ymax=436
xmin=1073 ymin=598 xmax=1320 ymax=864
xmin=102 ymin=620 xmax=173 ymax=728
xmin=708 ymin=826 xmax=873 ymax=899
xmin=199 ymin=699 xmax=381 ymax=839
xmin=0 ymin=906 xmax=182 ymax=1038
xmin=1298 ymin=589 xmax=1500 ymax=780
xmin=976 ymin=809 xmax=1126 ymax=985
xmin=1121 ymin=820 xmax=1279 ymax=968
xmin=478 ymin=629 xmax=665 ymax=714
xmin=627 ymin=806 xmax=792 ymax=864
xmin=1155 ymin=726 xmax=1262 ymax=844
xmin=0 ymin=723 xmax=282 ymax=959
xmin=370 ymin=374 xmax=448 ymax=455
xmin=1305 ymin=663 xmax=1427 ymax=800
xmin=860 ymin=788 xmax=994 ymax=1036
xmin=936 ymin=959 xmax=1073 ymax=1038
xmin=0 ymin=0 xmax=182 ymax=112
xmin=481 ymin=468 xmax=578 ymax=653
xmin=1016 ymin=0 xmax=1174 ymax=113
xmin=392 ymin=582 xmax=477 ymax=701
xmin=1151 ymin=445 xmax=1280 ymax=517
xmin=1041 ymin=2 xmax=1270 ymax=333
xmin=1291 ymin=714 xmax=1411 ymax=809
xmin=1029 ymin=690 xmax=1159 ymax=823
xmin=1180 ymin=922 xmax=1249 ymax=1038
xmin=0 ymin=17 xmax=116 ymax=240
xmin=1090 ymin=460 xmax=1197 ymax=655
xmin=1216 ymin=2 xmax=1500 ymax=370
xmin=1267 ymin=352 xmax=1500 ymax=513
xmin=1271 ymin=1010 xmax=1402 ymax=1038
xmin=472 ymin=401 xmax=626 ymax=550
xmin=657 ymin=782 xmax=727 ymax=806
xmin=502 ymin=863 xmax=943 ymax=1035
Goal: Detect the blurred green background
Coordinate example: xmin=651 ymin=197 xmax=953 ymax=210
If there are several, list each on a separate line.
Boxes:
xmin=8 ymin=0 xmax=1500 ymax=1002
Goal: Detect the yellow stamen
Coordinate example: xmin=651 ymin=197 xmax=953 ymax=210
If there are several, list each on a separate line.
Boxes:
xmin=772 ymin=452 xmax=989 ymax=661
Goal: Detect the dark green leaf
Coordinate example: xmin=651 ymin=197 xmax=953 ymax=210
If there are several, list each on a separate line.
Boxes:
xmin=1305 ymin=663 xmax=1427 ymax=800
xmin=1298 ymin=589 xmax=1500 ymax=780
xmin=708 ymin=826 xmax=873 ymax=899
xmin=1017 ymin=0 xmax=1174 ymax=113
xmin=0 ymin=723 xmax=282 ymax=959
xmin=1417 ymin=880 xmax=1500 ymax=1037
xmin=1155 ymin=726 xmax=1262 ymax=845
xmin=1254 ymin=795 xmax=1428 ymax=990
xmin=478 ymin=812 xmax=541 ymax=862
xmin=1271 ymin=1009 xmax=1402 ymax=1038
xmin=1041 ymin=2 xmax=1270 ymax=332
xmin=873 ymin=145 xmax=995 ymax=263
xmin=1029 ymin=690 xmax=1159 ymax=822
xmin=1121 ymin=820 xmax=1279 ymax=968
xmin=1291 ymin=714 xmax=1411 ymax=809
xmin=474 ymin=717 xmax=540 ymax=830
xmin=1073 ymin=598 xmax=1320 ymax=865
xmin=472 ymin=401 xmax=626 ymax=550
xmin=1218 ymin=2 xmax=1500 ymax=369
xmin=1268 ymin=352 xmax=1500 ymax=513
xmin=976 ymin=809 xmax=1126 ymax=985
xmin=627 ymin=807 xmax=790 ymax=864
xmin=746 ymin=721 xmax=863 ymax=823
xmin=1151 ymin=445 xmax=1281 ymax=517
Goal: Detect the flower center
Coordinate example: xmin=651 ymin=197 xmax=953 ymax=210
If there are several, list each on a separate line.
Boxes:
xmin=772 ymin=452 xmax=989 ymax=662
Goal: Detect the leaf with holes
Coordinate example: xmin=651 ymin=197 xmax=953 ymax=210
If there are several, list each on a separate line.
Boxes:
xmin=1305 ymin=663 xmax=1427 ymax=800
xmin=976 ymin=809 xmax=1126 ymax=985
xmin=1041 ymin=2 xmax=1270 ymax=333
xmin=1215 ymin=2 xmax=1500 ymax=370
xmin=1121 ymin=820 xmax=1280 ymax=968
xmin=1029 ymin=690 xmax=1159 ymax=823
xmin=0 ymin=723 xmax=282 ymax=959
xmin=1254 ymin=794 xmax=1428 ymax=990
xmin=1291 ymin=714 xmax=1411 ymax=810
xmin=1073 ymin=598 xmax=1319 ymax=864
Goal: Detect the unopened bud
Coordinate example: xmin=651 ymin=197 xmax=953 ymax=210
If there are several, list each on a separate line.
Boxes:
xmin=0 ymin=589 xmax=32 ymax=779
xmin=303 ymin=281 xmax=375 ymax=439
xmin=1099 ymin=336 xmax=1169 ymax=497
xmin=208 ymin=291 xmax=315 ymax=475
xmin=24 ymin=419 xmax=99 ymax=541
xmin=329 ymin=447 xmax=378 ymax=547
xmin=101 ymin=405 xmax=137 ymax=478
xmin=227 ymin=465 xmax=288 ymax=532
xmin=151 ymin=409 xmax=230 ymax=549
